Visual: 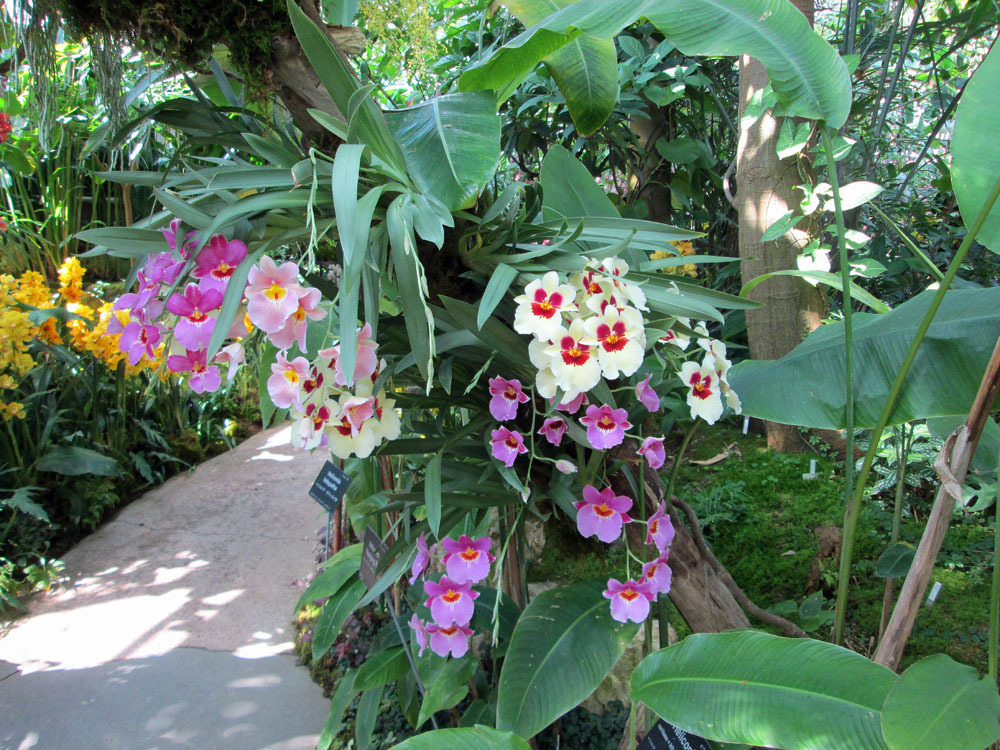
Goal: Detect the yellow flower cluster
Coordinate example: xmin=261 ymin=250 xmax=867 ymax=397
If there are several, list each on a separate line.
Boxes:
xmin=0 ymin=258 xmax=168 ymax=419
xmin=650 ymin=240 xmax=698 ymax=278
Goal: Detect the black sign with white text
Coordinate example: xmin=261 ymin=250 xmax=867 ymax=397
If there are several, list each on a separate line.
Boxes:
xmin=308 ymin=460 xmax=350 ymax=512
xmin=360 ymin=526 xmax=389 ymax=589
xmin=639 ymin=720 xmax=714 ymax=750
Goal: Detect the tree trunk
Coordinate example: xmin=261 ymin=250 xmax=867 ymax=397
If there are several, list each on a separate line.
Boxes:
xmin=736 ymin=0 xmax=824 ymax=453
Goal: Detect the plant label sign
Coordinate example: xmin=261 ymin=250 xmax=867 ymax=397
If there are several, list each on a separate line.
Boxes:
xmin=360 ymin=526 xmax=389 ymax=589
xmin=308 ymin=460 xmax=350 ymax=512
xmin=639 ymin=720 xmax=713 ymax=750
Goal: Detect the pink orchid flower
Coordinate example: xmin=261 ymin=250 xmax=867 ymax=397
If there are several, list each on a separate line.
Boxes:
xmin=167 ymin=348 xmax=221 ymax=394
xmin=646 ymin=502 xmax=675 ymax=553
xmin=538 ymin=417 xmax=567 ymax=446
xmin=213 ymin=342 xmax=244 ymax=381
xmin=638 ymin=436 xmax=666 ymax=470
xmin=268 ymin=286 xmax=327 ymax=352
xmin=580 ymin=405 xmax=631 ymax=450
xmin=426 ymin=622 xmax=474 ymax=658
xmin=641 ymin=554 xmax=672 ymax=597
xmin=410 ymin=532 xmax=434 ymax=586
xmin=490 ymin=427 xmax=527 ymax=467
xmin=166 ymin=283 xmax=223 ymax=351
xmin=161 ymin=218 xmax=198 ymax=258
xmin=245 ymin=256 xmax=303 ymax=333
xmin=423 ymin=576 xmax=478 ymax=627
xmin=192 ymin=234 xmax=248 ymax=293
xmin=553 ymin=391 xmax=588 ymax=414
xmin=488 ymin=376 xmax=529 ymax=421
xmin=143 ymin=251 xmax=185 ymax=286
xmin=604 ymin=578 xmax=654 ymax=623
xmin=441 ymin=535 xmax=494 ymax=585
xmin=330 ymin=323 xmax=379 ymax=386
xmin=120 ymin=321 xmax=161 ymax=365
xmin=635 ymin=375 xmax=660 ymax=413
xmin=267 ymin=352 xmax=310 ymax=409
xmin=574 ymin=485 xmax=632 ymax=543
xmin=409 ymin=614 xmax=429 ymax=657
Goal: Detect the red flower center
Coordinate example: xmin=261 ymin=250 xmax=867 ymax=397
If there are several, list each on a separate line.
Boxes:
xmin=620 ymin=588 xmax=639 ymax=602
xmin=560 ymin=336 xmax=590 ymax=366
xmin=689 ymin=373 xmax=714 ymax=400
xmin=442 ymin=590 xmax=462 ymax=604
xmin=460 ymin=547 xmax=479 ymax=562
xmin=594 ymin=503 xmax=615 ymax=518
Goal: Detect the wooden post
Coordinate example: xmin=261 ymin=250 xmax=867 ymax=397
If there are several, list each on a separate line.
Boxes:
xmin=874 ymin=335 xmax=1000 ymax=670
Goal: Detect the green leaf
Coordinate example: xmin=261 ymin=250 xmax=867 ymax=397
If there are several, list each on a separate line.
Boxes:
xmin=776 ymin=119 xmax=812 ymax=159
xmin=1 ymin=487 xmax=47 ymax=522
xmin=644 ymin=0 xmax=851 ymax=127
xmin=540 ymin=145 xmax=618 ymax=220
xmin=318 ymin=669 xmax=357 ymax=750
xmin=728 ymin=288 xmax=1000 ymax=429
xmin=355 ymin=647 xmax=409 ymax=691
xmin=477 ymin=264 xmax=519 ymax=329
xmin=425 ymin=451 xmax=443 ymax=537
xmin=740 ymin=269 xmax=890 ymax=314
xmin=502 ymin=0 xmax=617 ymax=135
xmin=874 ymin=542 xmax=916 ymax=579
xmin=389 ymin=726 xmax=530 ymax=750
xmin=385 ymin=92 xmax=501 ymax=211
xmin=952 ymin=42 xmax=1000 ymax=254
xmin=76 ymin=227 xmax=170 ymax=258
xmin=881 ymin=654 xmax=1000 ymax=750
xmin=312 ymin=579 xmax=366 ymax=661
xmin=458 ymin=28 xmax=578 ymax=104
xmin=822 ymin=181 xmax=884 ymax=212
xmin=760 ymin=211 xmax=804 ymax=242
xmin=388 ymin=195 xmax=436 ymax=386
xmin=631 ymin=631 xmax=897 ymax=750
xmin=294 ymin=543 xmax=363 ymax=609
xmin=496 ymin=580 xmax=638 ymax=738
xmin=356 ymin=685 xmax=383 ymax=750
xmin=418 ymin=656 xmax=478 ymax=727
xmin=37 ymin=446 xmax=119 ymax=477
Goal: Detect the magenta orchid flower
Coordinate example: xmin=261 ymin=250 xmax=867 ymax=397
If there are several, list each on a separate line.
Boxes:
xmin=166 ymin=283 xmax=223 ymax=351
xmin=641 ymin=554 xmax=672 ymax=597
xmin=269 ymin=286 xmax=326 ymax=352
xmin=488 ymin=376 xmax=529 ymax=421
xmin=638 ymin=436 xmax=666 ymax=470
xmin=192 ymin=234 xmax=248 ymax=293
xmin=554 ymin=391 xmax=588 ymax=414
xmin=245 ymin=256 xmax=303 ymax=333
xmin=410 ymin=532 xmax=434 ymax=586
xmin=143 ymin=251 xmax=185 ymax=286
xmin=554 ymin=460 xmax=578 ymax=474
xmin=580 ymin=405 xmax=631 ymax=450
xmin=409 ymin=614 xmax=429 ymax=657
xmin=538 ymin=417 xmax=567 ymax=446
xmin=426 ymin=622 xmax=474 ymax=658
xmin=167 ymin=348 xmax=221 ymax=394
xmin=574 ymin=485 xmax=633 ymax=543
xmin=441 ymin=535 xmax=494 ymax=585
xmin=120 ymin=321 xmax=161 ymax=365
xmin=267 ymin=352 xmax=310 ymax=409
xmin=603 ymin=578 xmax=654 ymax=623
xmin=635 ymin=375 xmax=660 ymax=413
xmin=423 ymin=576 xmax=478 ymax=627
xmin=161 ymin=218 xmax=197 ymax=259
xmin=490 ymin=427 xmax=527 ymax=467
xmin=645 ymin=502 xmax=675 ymax=553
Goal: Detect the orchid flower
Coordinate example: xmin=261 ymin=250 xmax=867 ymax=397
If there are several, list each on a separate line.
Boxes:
xmin=582 ymin=306 xmax=644 ymax=379
xmin=603 ymin=578 xmax=654 ymax=623
xmin=166 ymin=283 xmax=223 ymax=351
xmin=245 ymin=256 xmax=302 ymax=333
xmin=638 ymin=436 xmax=666 ymax=470
xmin=441 ymin=535 xmax=494 ymax=584
xmin=167 ymin=348 xmax=221 ymax=394
xmin=426 ymin=622 xmax=473 ymax=658
xmin=490 ymin=427 xmax=527 ymax=467
xmin=120 ymin=321 xmax=161 ymax=365
xmin=538 ymin=417 xmax=567 ymax=447
xmin=269 ymin=286 xmax=327 ymax=352
xmin=640 ymin=554 xmax=672 ymax=597
xmin=513 ymin=271 xmax=578 ymax=340
xmin=410 ymin=532 xmax=434 ymax=586
xmin=192 ymin=234 xmax=248 ymax=293
xmin=409 ymin=614 xmax=429 ymax=657
xmin=635 ymin=375 xmax=660 ymax=413
xmin=488 ymin=376 xmax=529 ymax=421
xmin=423 ymin=576 xmax=478 ymax=627
xmin=267 ymin=353 xmax=310 ymax=410
xmin=574 ymin=485 xmax=632 ymax=543
xmin=580 ymin=404 xmax=631 ymax=450
xmin=546 ymin=318 xmax=601 ymax=401
xmin=645 ymin=502 xmax=675 ymax=553
xmin=680 ymin=357 xmax=724 ymax=425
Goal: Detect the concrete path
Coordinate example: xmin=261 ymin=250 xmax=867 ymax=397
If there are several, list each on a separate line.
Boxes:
xmin=0 ymin=426 xmax=334 ymax=750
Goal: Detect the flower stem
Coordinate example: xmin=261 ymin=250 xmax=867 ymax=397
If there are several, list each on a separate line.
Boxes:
xmin=822 ymin=125 xmax=856 ymax=646
xmin=664 ymin=421 xmax=700 ymax=513
xmin=989 ymin=442 xmax=1000 ymax=682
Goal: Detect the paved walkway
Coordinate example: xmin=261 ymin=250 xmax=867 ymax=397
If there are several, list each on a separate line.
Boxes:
xmin=0 ymin=426 xmax=333 ymax=750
